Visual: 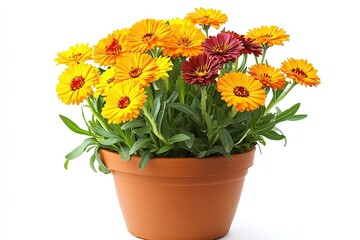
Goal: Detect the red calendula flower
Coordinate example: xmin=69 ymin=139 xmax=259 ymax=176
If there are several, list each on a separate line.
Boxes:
xmin=181 ymin=53 xmax=222 ymax=86
xmin=223 ymin=31 xmax=263 ymax=57
xmin=202 ymin=32 xmax=244 ymax=63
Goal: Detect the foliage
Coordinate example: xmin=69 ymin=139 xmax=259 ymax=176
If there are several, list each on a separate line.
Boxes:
xmin=55 ymin=8 xmax=320 ymax=172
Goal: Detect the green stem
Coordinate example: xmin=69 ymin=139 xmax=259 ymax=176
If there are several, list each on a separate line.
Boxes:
xmin=260 ymin=45 xmax=268 ymax=64
xmin=200 ymin=87 xmax=207 ymax=129
xmin=142 ymin=108 xmax=168 ymax=145
xmin=264 ymin=82 xmax=297 ymax=116
xmin=238 ymin=54 xmax=248 ymax=72
xmin=230 ymin=106 xmax=237 ymax=119
xmin=235 ymin=129 xmax=251 ymax=145
xmin=86 ymin=98 xmax=110 ymax=132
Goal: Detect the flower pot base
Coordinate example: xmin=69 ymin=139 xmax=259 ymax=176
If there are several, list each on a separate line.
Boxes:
xmin=100 ymin=148 xmax=255 ymax=240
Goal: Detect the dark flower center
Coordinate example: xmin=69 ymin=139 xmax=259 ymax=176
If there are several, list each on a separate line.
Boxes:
xmin=129 ymin=68 xmax=142 ymax=78
xmin=106 ymin=38 xmax=122 ymax=55
xmin=70 ymin=76 xmax=85 ymax=90
xmin=213 ymin=43 xmax=229 ymax=53
xmin=142 ymin=33 xmax=154 ymax=43
xmin=292 ymin=67 xmax=308 ymax=78
xmin=107 ymin=77 xmax=115 ymax=84
xmin=260 ymin=34 xmax=274 ymax=38
xmin=233 ymin=86 xmax=249 ymax=97
xmin=261 ymin=73 xmax=271 ymax=79
xmin=178 ymin=37 xmax=191 ymax=47
xmin=118 ymin=96 xmax=130 ymax=109
xmin=70 ymin=53 xmax=82 ymax=60
xmin=195 ymin=66 xmax=209 ymax=76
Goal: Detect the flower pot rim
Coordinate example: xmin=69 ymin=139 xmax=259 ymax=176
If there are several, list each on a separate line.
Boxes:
xmin=99 ymin=147 xmax=255 ymax=177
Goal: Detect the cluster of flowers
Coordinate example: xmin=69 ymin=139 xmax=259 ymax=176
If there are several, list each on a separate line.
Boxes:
xmin=55 ymin=7 xmax=320 ymax=124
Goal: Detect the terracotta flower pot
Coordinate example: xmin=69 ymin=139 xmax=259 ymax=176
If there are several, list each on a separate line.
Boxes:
xmin=100 ymin=148 xmax=255 ymax=240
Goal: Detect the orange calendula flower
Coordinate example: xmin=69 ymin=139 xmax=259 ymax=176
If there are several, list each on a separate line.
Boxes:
xmin=246 ymin=25 xmax=289 ymax=47
xmin=127 ymin=19 xmax=171 ymax=53
xmin=93 ymin=29 xmax=129 ymax=67
xmin=94 ymin=68 xmax=116 ymax=97
xmin=55 ymin=43 xmax=92 ymax=65
xmin=281 ymin=58 xmax=320 ymax=87
xmin=185 ymin=7 xmax=228 ymax=29
xmin=217 ymin=72 xmax=266 ymax=112
xmin=56 ymin=63 xmax=98 ymax=105
xmin=102 ymin=81 xmax=147 ymax=124
xmin=248 ymin=64 xmax=286 ymax=89
xmin=163 ymin=22 xmax=206 ymax=58
xmin=114 ymin=52 xmax=158 ymax=87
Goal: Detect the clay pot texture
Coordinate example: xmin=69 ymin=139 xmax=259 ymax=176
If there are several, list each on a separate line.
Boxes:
xmin=100 ymin=148 xmax=255 ymax=240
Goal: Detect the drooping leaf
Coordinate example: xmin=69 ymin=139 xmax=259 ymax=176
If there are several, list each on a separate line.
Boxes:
xmin=139 ymin=150 xmax=151 ymax=169
xmin=59 ymin=115 xmax=91 ymax=136
xmin=119 ymin=144 xmax=131 ymax=161
xmin=65 ymin=138 xmax=97 ymax=161
xmin=288 ymin=114 xmax=307 ymax=121
xmin=262 ymin=130 xmax=285 ymax=141
xmin=95 ymin=146 xmax=110 ymax=174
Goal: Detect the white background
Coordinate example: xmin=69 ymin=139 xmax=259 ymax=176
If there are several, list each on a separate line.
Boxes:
xmin=1 ymin=0 xmax=359 ymax=239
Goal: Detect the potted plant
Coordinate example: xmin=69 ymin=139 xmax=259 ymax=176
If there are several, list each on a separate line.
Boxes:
xmin=55 ymin=7 xmax=320 ymax=240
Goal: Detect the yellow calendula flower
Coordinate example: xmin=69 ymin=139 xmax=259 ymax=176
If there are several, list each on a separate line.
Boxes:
xmin=185 ymin=7 xmax=228 ymax=29
xmin=281 ymin=58 xmax=320 ymax=87
xmin=217 ymin=72 xmax=266 ymax=112
xmin=163 ymin=22 xmax=206 ymax=58
xmin=55 ymin=43 xmax=92 ymax=65
xmin=93 ymin=29 xmax=129 ymax=67
xmin=154 ymin=56 xmax=173 ymax=80
xmin=128 ymin=19 xmax=171 ymax=53
xmin=114 ymin=52 xmax=158 ymax=87
xmin=56 ymin=63 xmax=98 ymax=105
xmin=248 ymin=64 xmax=286 ymax=89
xmin=94 ymin=68 xmax=116 ymax=97
xmin=102 ymin=81 xmax=147 ymax=124
xmin=246 ymin=25 xmax=289 ymax=47
xmin=165 ymin=18 xmax=192 ymax=26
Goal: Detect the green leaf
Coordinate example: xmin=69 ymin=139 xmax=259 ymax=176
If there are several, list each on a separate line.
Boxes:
xmin=65 ymin=138 xmax=97 ymax=161
xmin=90 ymin=123 xmax=118 ymax=138
xmin=168 ymin=102 xmax=201 ymax=126
xmin=120 ymin=119 xmax=145 ymax=130
xmin=151 ymin=94 xmax=162 ymax=120
xmin=288 ymin=114 xmax=307 ymax=121
xmin=95 ymin=146 xmax=110 ymax=174
xmin=195 ymin=151 xmax=207 ymax=158
xmin=219 ymin=128 xmax=234 ymax=153
xmin=275 ymin=103 xmax=301 ymax=123
xmin=99 ymin=138 xmax=123 ymax=146
xmin=168 ymin=134 xmax=191 ymax=144
xmin=129 ymin=138 xmax=152 ymax=155
xmin=59 ymin=115 xmax=91 ymax=136
xmin=262 ymin=130 xmax=285 ymax=141
xmin=64 ymin=159 xmax=70 ymax=170
xmin=119 ymin=144 xmax=131 ymax=161
xmin=253 ymin=122 xmax=276 ymax=135
xmin=89 ymin=153 xmax=97 ymax=173
xmin=207 ymin=146 xmax=232 ymax=159
xmin=157 ymin=145 xmax=173 ymax=154
xmin=139 ymin=150 xmax=151 ymax=169
xmin=133 ymin=126 xmax=152 ymax=135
